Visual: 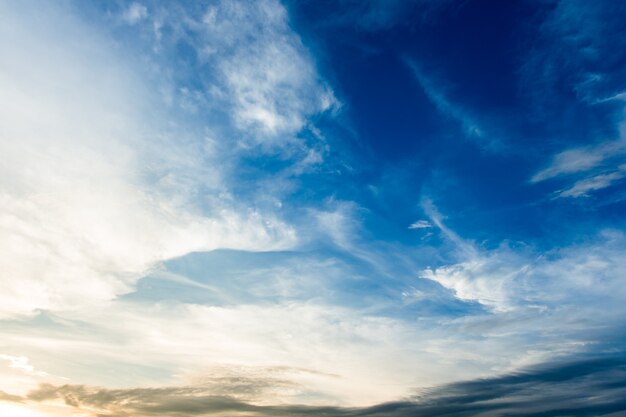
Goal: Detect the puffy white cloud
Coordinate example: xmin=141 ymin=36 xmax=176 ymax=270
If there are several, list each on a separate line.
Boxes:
xmin=422 ymin=231 xmax=626 ymax=314
xmin=422 ymin=255 xmax=522 ymax=313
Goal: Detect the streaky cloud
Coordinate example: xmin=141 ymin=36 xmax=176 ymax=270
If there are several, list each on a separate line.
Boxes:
xmin=7 ymin=355 xmax=626 ymax=416
xmin=558 ymin=165 xmax=626 ymax=198
xmin=531 ymin=140 xmax=626 ymax=183
xmin=405 ymin=59 xmax=491 ymax=149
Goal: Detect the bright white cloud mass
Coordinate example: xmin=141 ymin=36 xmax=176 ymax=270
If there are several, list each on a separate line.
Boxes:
xmin=2 ymin=1 xmax=626 ymax=416
xmin=0 ymin=0 xmax=301 ymax=319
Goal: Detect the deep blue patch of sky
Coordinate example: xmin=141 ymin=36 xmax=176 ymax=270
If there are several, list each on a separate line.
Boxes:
xmin=287 ymin=0 xmax=626 ymax=249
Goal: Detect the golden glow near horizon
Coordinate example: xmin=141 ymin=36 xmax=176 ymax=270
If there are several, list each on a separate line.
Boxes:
xmin=0 ymin=402 xmax=88 ymax=417
xmin=0 ymin=403 xmax=46 ymax=417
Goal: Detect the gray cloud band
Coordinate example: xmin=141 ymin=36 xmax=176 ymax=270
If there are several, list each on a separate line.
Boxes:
xmin=5 ymin=355 xmax=625 ymax=416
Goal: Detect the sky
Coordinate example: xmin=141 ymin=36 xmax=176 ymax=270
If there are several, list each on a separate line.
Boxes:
xmin=1 ymin=0 xmax=626 ymax=416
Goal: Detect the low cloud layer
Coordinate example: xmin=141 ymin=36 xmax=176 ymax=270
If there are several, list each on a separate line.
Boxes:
xmin=3 ymin=355 xmax=625 ymax=417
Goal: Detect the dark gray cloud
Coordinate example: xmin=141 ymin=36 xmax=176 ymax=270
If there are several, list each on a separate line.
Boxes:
xmin=8 ymin=355 xmax=626 ymax=416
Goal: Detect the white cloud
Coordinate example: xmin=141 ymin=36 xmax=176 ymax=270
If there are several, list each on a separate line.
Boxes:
xmin=313 ymin=200 xmax=362 ymax=250
xmin=309 ymin=201 xmax=410 ymax=280
xmin=3 ymin=212 xmax=622 ymax=408
xmin=406 ymin=60 xmax=487 ymax=145
xmin=0 ymin=298 xmax=572 ymax=407
xmin=0 ymin=302 xmax=425 ymax=405
xmin=0 ymin=2 xmax=297 ymax=318
xmin=422 ymin=198 xmax=478 ymax=257
xmin=529 ymin=104 xmax=626 ymax=201
xmin=6 ymin=2 xmax=626 ymax=411
xmin=0 ymin=353 xmax=67 ymax=397
xmin=408 ymin=219 xmax=432 ymax=229
xmin=192 ymin=0 xmax=339 ymax=140
xmin=531 ymin=100 xmax=626 ymax=197
xmin=422 ymin=230 xmax=626 ymax=313
xmin=122 ymin=2 xmax=148 ymax=25
xmin=5 ymin=258 xmax=619 ymax=408
xmin=422 ymin=248 xmax=531 ymax=312
xmin=531 ymin=140 xmax=625 ymax=183
xmin=420 ymin=200 xmax=626 ymax=313
xmin=0 ymin=355 xmax=45 ymax=377
xmin=558 ymin=165 xmax=626 ymax=197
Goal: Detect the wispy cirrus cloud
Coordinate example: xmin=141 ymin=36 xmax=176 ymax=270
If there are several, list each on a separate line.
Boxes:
xmin=408 ymin=220 xmax=432 ymax=230
xmin=202 ymin=0 xmax=339 ymax=138
xmin=0 ymin=0 xmax=341 ymax=319
xmin=558 ymin=165 xmax=626 ymax=197
xmin=521 ymin=1 xmax=626 ymax=106
xmin=3 ymin=219 xmax=623 ymax=409
xmin=522 ymin=1 xmax=626 ymax=198
xmin=3 ymin=1 xmax=626 ymax=414
xmin=0 ymin=301 xmax=443 ymax=405
xmin=317 ymin=0 xmax=451 ymax=32
xmin=530 ymin=128 xmax=626 ymax=198
xmin=530 ymin=140 xmax=624 ymax=183
xmin=405 ymin=60 xmax=490 ymax=147
xmin=122 ymin=2 xmax=148 ymax=25
xmin=127 ymin=0 xmax=339 ymax=143
xmin=421 ymin=201 xmax=626 ymax=317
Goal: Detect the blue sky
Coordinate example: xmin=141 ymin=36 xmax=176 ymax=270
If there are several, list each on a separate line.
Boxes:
xmin=1 ymin=1 xmax=626 ymax=416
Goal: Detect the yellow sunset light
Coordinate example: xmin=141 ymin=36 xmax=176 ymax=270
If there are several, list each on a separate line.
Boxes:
xmin=0 ymin=403 xmax=46 ymax=417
